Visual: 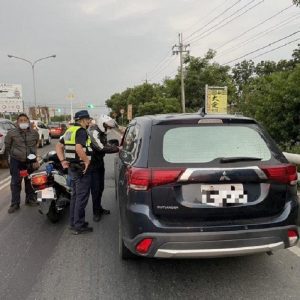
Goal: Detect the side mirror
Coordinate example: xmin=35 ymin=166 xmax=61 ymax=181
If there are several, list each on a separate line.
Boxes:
xmin=27 ymin=154 xmax=37 ymax=161
xmin=108 ymin=139 xmax=119 ymax=147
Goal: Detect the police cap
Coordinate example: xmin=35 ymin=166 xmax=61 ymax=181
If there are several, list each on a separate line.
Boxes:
xmin=74 ymin=110 xmax=91 ymax=121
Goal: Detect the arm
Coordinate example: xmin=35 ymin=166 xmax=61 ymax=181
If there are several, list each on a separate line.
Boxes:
xmin=75 ymin=144 xmax=90 ymax=173
xmin=89 ymin=128 xmax=119 ymax=154
xmin=56 ymin=141 xmax=69 ymax=169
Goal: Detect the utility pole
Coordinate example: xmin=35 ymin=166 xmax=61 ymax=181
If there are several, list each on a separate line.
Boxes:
xmin=172 ymin=33 xmax=190 ymax=113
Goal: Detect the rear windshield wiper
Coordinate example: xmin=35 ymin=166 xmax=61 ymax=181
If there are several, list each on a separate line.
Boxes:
xmin=219 ymin=157 xmax=262 ymax=163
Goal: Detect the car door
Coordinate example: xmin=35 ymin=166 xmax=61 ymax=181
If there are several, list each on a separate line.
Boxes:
xmin=39 ymin=122 xmax=49 ymax=139
xmin=118 ymin=125 xmax=140 ymax=218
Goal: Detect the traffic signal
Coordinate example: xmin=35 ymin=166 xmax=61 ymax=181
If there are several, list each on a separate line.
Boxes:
xmin=87 ymin=104 xmax=94 ymax=109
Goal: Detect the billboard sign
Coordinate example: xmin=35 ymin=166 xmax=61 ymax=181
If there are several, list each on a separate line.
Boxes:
xmin=127 ymin=104 xmax=133 ymax=121
xmin=205 ymin=85 xmax=228 ymax=114
xmin=0 ymin=83 xmax=23 ymax=113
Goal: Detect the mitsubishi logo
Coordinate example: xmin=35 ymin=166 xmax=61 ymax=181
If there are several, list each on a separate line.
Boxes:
xmin=220 ymin=171 xmax=230 ymax=181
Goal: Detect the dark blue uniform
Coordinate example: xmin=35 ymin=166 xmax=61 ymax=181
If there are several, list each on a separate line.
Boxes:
xmin=88 ymin=124 xmax=119 ymax=219
xmin=62 ymin=126 xmax=92 ymax=230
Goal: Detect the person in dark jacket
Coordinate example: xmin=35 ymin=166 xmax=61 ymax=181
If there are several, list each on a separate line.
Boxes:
xmin=5 ymin=113 xmax=40 ymax=213
xmin=87 ymin=116 xmax=119 ymax=222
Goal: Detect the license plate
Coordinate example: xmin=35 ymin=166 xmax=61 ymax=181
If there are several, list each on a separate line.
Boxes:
xmin=37 ymin=187 xmax=55 ymax=201
xmin=200 ymin=184 xmax=247 ymax=207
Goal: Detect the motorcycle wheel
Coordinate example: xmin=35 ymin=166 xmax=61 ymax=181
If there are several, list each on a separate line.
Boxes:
xmin=47 ymin=202 xmax=60 ymax=223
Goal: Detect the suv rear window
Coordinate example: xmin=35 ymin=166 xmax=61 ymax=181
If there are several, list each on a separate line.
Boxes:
xmin=163 ymin=126 xmax=271 ymax=163
xmin=149 ymin=124 xmax=273 ymax=166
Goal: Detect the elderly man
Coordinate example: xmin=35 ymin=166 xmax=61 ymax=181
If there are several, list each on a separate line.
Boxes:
xmin=5 ymin=113 xmax=40 ymax=213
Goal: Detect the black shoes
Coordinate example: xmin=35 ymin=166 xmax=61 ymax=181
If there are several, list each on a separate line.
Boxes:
xmin=25 ymin=199 xmax=38 ymax=207
xmin=71 ymin=226 xmax=93 ymax=235
xmin=93 ymin=214 xmax=101 ymax=222
xmin=8 ymin=204 xmax=20 ymax=214
xmin=69 ymin=221 xmax=89 ymax=230
xmin=100 ymin=208 xmax=110 ymax=215
xmin=93 ymin=207 xmax=110 ymax=222
xmin=25 ymin=195 xmax=38 ymax=207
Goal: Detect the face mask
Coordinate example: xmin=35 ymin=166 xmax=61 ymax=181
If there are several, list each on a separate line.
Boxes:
xmin=106 ymin=128 xmax=112 ymax=135
xmin=19 ymin=123 xmax=29 ymax=130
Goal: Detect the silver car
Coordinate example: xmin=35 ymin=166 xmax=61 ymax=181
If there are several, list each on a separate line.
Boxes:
xmin=0 ymin=119 xmax=16 ymax=167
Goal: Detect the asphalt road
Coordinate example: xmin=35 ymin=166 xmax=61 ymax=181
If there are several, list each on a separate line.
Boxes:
xmin=1 ymin=139 xmax=300 ymax=300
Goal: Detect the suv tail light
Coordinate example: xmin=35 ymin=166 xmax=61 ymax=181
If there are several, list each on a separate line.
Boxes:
xmin=127 ymin=167 xmax=184 ymax=191
xmin=136 ymin=238 xmax=153 ymax=254
xmin=288 ymin=230 xmax=298 ymax=246
xmin=127 ymin=168 xmax=150 ymax=191
xmin=261 ymin=164 xmax=298 ymax=185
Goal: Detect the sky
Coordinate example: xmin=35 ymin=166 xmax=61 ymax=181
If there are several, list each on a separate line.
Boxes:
xmin=0 ymin=0 xmax=299 ymax=116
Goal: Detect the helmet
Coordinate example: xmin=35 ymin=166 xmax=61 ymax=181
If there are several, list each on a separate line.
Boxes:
xmin=74 ymin=110 xmax=91 ymax=121
xmin=96 ymin=115 xmax=117 ymax=132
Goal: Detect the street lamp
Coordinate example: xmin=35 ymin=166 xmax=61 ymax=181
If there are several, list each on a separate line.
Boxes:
xmin=7 ymin=54 xmax=56 ymax=107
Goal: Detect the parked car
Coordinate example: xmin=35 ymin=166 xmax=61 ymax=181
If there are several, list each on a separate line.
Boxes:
xmin=115 ymin=113 xmax=299 ymax=259
xmin=30 ymin=120 xmax=51 ymax=148
xmin=0 ymin=119 xmax=16 ymax=167
xmin=48 ymin=123 xmax=67 ymax=138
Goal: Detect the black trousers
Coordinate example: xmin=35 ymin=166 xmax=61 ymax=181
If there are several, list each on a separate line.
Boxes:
xmin=69 ymin=167 xmax=92 ymax=229
xmin=10 ymin=157 xmax=35 ymax=205
xmin=90 ymin=166 xmax=105 ymax=215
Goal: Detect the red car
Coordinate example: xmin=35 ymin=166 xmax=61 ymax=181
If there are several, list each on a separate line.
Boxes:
xmin=48 ymin=123 xmax=67 ymax=138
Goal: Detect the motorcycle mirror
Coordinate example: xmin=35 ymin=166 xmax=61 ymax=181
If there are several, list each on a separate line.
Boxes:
xmin=27 ymin=154 xmax=36 ymax=160
xmin=48 ymin=150 xmax=56 ymax=156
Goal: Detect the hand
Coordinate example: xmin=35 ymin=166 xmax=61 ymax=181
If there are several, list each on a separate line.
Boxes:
xmin=61 ymin=160 xmax=70 ymax=169
xmin=82 ymin=160 xmax=90 ymax=174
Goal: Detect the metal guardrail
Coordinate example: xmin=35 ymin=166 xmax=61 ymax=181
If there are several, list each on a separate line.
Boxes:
xmin=283 ymin=152 xmax=300 ymax=165
xmin=283 ymin=152 xmax=300 ymax=186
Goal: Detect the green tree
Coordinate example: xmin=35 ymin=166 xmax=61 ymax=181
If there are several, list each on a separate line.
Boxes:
xmin=183 ymin=50 xmax=235 ymax=110
xmin=232 ymin=60 xmax=255 ymax=93
xmin=239 ymin=65 xmax=300 ymax=146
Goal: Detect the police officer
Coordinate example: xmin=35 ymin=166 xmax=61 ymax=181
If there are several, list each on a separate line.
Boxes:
xmin=56 ymin=110 xmax=93 ymax=234
xmin=87 ymin=116 xmax=119 ymax=221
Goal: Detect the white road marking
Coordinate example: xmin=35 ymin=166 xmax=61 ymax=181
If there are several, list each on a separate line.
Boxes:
xmin=0 ymin=177 xmax=11 ymax=190
xmin=289 ymin=246 xmax=300 ymax=257
xmin=0 ymin=176 xmax=11 ymax=186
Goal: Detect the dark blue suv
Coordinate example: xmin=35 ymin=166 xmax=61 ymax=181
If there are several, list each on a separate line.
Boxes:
xmin=115 ymin=113 xmax=299 ymax=259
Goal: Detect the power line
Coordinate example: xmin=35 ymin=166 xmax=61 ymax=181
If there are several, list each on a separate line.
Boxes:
xmin=215 ymin=4 xmax=294 ymax=51
xmin=146 ymin=50 xmax=172 ymax=79
xmin=187 ymin=0 xmax=257 ymax=44
xmin=250 ymin=37 xmax=300 ymax=60
xmin=217 ymin=13 xmax=300 ymax=58
xmin=148 ymin=56 xmax=177 ymax=81
xmin=188 ymin=0 xmax=265 ymax=46
xmin=184 ymin=0 xmax=243 ymax=41
xmin=222 ymin=30 xmax=300 ymax=65
xmin=183 ymin=0 xmax=231 ymax=37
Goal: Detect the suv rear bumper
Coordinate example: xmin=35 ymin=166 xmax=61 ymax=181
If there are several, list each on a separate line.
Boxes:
xmin=124 ymin=226 xmax=298 ymax=258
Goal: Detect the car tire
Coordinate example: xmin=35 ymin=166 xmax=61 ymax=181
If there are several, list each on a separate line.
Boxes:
xmin=39 ymin=136 xmax=44 ymax=148
xmin=46 ymin=135 xmax=51 ymax=145
xmin=119 ymin=213 xmax=136 ymax=259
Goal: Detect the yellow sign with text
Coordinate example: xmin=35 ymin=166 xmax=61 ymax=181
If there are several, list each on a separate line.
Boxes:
xmin=205 ymin=86 xmax=228 ymax=114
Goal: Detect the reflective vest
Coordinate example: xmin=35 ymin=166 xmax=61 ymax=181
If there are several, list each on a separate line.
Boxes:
xmin=64 ymin=126 xmax=92 ymax=163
